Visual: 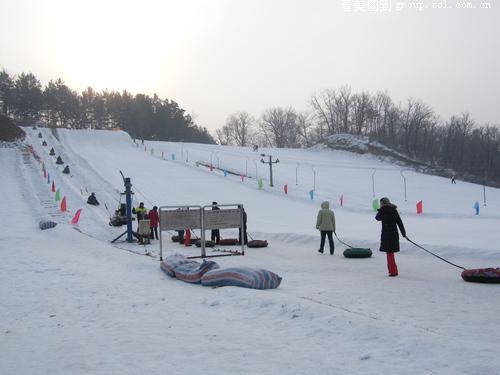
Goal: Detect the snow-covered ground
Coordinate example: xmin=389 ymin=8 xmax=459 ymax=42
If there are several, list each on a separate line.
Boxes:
xmin=1 ymin=128 xmax=499 ymax=374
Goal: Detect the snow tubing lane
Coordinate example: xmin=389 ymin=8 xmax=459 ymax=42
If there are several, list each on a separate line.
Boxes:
xmin=218 ymin=238 xmax=239 ymax=245
xmin=247 ymin=240 xmax=268 ymax=248
xmin=461 ymin=268 xmax=500 ymax=284
xmin=343 ymin=247 xmax=372 ymax=258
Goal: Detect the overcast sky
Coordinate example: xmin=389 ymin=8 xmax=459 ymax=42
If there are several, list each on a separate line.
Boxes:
xmin=1 ymin=0 xmax=499 ymax=132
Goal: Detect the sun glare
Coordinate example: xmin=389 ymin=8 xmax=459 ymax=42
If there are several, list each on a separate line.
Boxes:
xmin=45 ymin=0 xmax=198 ymax=94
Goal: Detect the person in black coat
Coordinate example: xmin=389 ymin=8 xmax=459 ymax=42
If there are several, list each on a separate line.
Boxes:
xmin=375 ymin=197 xmax=406 ymax=277
xmin=87 ymin=192 xmax=100 ymax=206
xmin=210 ymin=202 xmax=221 ymax=244
xmin=238 ymin=206 xmax=248 ymax=245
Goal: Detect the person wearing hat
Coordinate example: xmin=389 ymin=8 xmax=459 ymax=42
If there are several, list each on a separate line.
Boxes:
xmin=316 ymin=201 xmax=335 ymax=254
xmin=210 ymin=202 xmax=220 ymax=244
xmin=375 ymin=197 xmax=406 ymax=277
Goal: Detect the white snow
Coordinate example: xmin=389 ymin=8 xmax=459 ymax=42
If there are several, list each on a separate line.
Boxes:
xmin=1 ymin=128 xmax=499 ymax=374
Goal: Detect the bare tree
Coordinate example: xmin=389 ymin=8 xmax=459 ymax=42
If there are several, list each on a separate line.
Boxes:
xmin=224 ymin=111 xmax=254 ymax=146
xmin=260 ymin=107 xmax=300 ymax=148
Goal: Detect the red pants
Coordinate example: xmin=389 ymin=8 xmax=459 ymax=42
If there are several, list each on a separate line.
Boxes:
xmin=386 ymin=252 xmax=398 ymax=276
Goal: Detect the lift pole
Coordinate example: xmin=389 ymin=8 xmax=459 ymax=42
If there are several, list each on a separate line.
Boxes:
xmin=260 ymin=154 xmax=280 ymax=187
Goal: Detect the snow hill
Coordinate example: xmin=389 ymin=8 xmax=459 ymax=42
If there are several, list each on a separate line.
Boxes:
xmin=1 ymin=127 xmax=499 ymax=374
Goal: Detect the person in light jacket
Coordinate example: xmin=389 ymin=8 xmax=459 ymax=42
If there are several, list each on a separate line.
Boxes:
xmin=375 ymin=197 xmax=406 ymax=277
xmin=316 ymin=201 xmax=336 ymax=254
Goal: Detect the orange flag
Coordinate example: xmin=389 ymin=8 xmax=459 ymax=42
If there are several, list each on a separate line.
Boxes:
xmin=60 ymin=197 xmax=67 ymax=212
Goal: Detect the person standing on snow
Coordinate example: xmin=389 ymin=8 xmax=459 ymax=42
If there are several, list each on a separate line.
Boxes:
xmin=316 ymin=201 xmax=336 ymax=254
xmin=149 ymin=206 xmax=159 ymax=240
xmin=238 ymin=206 xmax=248 ymax=245
xmin=132 ymin=202 xmax=148 ymax=230
xmin=375 ymin=197 xmax=406 ymax=277
xmin=210 ymin=202 xmax=221 ymax=244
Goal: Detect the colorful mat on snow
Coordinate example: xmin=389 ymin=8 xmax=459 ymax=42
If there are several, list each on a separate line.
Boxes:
xmin=461 ymin=268 xmax=500 ymax=284
xmin=201 ymin=267 xmax=282 ymax=289
xmin=160 ymin=254 xmax=219 ymax=283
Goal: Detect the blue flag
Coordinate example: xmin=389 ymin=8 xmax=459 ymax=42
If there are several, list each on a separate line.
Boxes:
xmin=171 ymin=153 xmax=175 ymax=161
xmin=309 ymin=190 xmax=314 ymax=200
xmin=473 ymin=201 xmax=479 ymax=215
xmin=224 ymin=170 xmax=227 ymax=177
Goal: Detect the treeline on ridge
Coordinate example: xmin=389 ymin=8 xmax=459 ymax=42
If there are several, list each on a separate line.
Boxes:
xmin=216 ymin=86 xmax=500 ymax=186
xmin=0 ymin=69 xmax=214 ymax=144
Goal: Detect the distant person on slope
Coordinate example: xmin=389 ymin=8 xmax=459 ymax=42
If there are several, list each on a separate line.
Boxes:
xmin=316 ymin=201 xmax=335 ymax=254
xmin=375 ymin=197 xmax=406 ymax=277
xmin=86 ymin=192 xmax=99 ymax=206
xmin=149 ymin=206 xmax=159 ymax=240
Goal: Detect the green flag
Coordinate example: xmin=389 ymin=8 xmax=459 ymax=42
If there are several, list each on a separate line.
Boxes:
xmin=55 ymin=189 xmax=61 ymax=202
xmin=258 ymin=179 xmax=263 ymax=189
xmin=372 ymin=198 xmax=379 ymax=211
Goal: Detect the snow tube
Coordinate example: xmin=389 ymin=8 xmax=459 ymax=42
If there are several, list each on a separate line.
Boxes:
xmin=160 ymin=254 xmax=220 ymax=283
xmin=39 ymin=220 xmax=57 ymax=230
xmin=201 ymin=267 xmax=282 ymax=289
xmin=219 ymin=238 xmax=239 ymax=246
xmin=174 ymin=260 xmax=220 ymax=284
xmin=461 ymin=268 xmax=500 ymax=284
xmin=195 ymin=240 xmax=215 ymax=248
xmin=171 ymin=235 xmax=179 ymax=242
xmin=247 ymin=240 xmax=268 ymax=248
xmin=343 ymin=247 xmax=372 ymax=258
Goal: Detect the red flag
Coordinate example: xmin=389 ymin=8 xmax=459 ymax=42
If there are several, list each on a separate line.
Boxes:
xmin=71 ymin=208 xmax=82 ymax=224
xmin=241 ymin=175 xmax=245 ymax=182
xmin=60 ymin=197 xmax=67 ymax=212
xmin=51 ymin=181 xmax=55 ymax=192
xmin=416 ymin=200 xmax=423 ymax=214
xmin=185 ymin=228 xmax=191 ymax=246
xmin=43 ymin=169 xmax=47 ymax=178
xmin=284 ymin=184 xmax=288 ymax=194
xmin=340 ymin=194 xmax=344 ymax=207
xmin=209 ymin=164 xmax=214 ymax=171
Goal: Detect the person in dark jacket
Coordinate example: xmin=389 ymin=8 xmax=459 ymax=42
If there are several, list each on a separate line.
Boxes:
xmin=210 ymin=202 xmax=220 ymax=244
xmin=375 ymin=197 xmax=406 ymax=277
xmin=87 ymin=192 xmax=99 ymax=206
xmin=149 ymin=206 xmax=159 ymax=240
xmin=238 ymin=206 xmax=248 ymax=245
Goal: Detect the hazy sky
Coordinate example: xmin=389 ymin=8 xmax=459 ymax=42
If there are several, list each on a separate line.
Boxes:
xmin=1 ymin=0 xmax=499 ymax=132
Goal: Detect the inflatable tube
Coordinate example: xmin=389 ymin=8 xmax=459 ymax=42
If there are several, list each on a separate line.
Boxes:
xmin=247 ymin=240 xmax=268 ymax=248
xmin=219 ymin=238 xmax=239 ymax=246
xmin=39 ymin=220 xmax=57 ymax=230
xmin=461 ymin=268 xmax=500 ymax=284
xmin=195 ymin=240 xmax=215 ymax=248
xmin=171 ymin=235 xmax=179 ymax=242
xmin=343 ymin=247 xmax=372 ymax=258
xmin=201 ymin=267 xmax=282 ymax=289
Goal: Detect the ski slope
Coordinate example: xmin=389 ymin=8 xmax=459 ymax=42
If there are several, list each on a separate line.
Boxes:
xmin=1 ymin=128 xmax=499 ymax=375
